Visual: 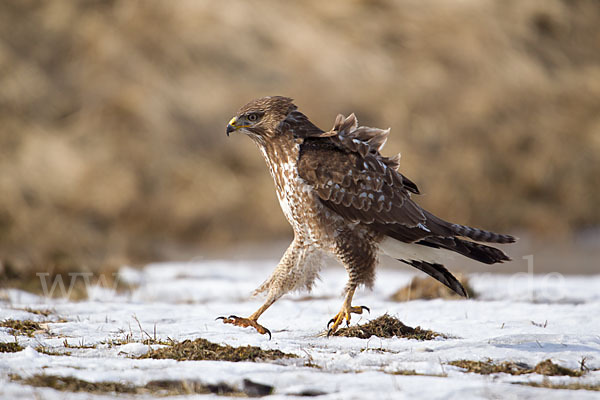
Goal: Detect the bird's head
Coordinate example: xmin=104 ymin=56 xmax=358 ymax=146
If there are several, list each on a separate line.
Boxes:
xmin=226 ymin=96 xmax=297 ymax=140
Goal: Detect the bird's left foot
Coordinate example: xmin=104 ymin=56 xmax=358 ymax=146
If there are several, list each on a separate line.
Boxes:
xmin=327 ymin=305 xmax=370 ymax=336
xmin=216 ymin=315 xmax=271 ymax=339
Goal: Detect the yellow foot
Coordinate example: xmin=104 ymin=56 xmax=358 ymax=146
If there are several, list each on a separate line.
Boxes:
xmin=327 ymin=305 xmax=370 ymax=336
xmin=216 ymin=315 xmax=271 ymax=339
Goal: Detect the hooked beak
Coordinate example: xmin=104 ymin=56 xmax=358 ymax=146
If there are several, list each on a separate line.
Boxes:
xmin=226 ymin=124 xmax=235 ymax=136
xmin=226 ymin=117 xmax=238 ymax=136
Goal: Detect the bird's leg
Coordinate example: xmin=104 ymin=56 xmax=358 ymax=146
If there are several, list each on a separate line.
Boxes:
xmin=218 ymin=238 xmax=319 ymax=339
xmin=327 ymin=287 xmax=370 ymax=335
xmin=217 ymin=297 xmax=276 ymax=339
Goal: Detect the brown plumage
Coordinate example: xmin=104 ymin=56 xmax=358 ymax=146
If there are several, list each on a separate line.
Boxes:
xmin=220 ymin=96 xmax=516 ymax=337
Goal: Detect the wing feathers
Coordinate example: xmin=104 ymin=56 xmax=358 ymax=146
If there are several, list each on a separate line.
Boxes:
xmin=299 ymin=134 xmax=426 ymax=227
xmin=418 ymin=237 xmax=511 ymax=264
xmin=400 ymin=260 xmax=467 ymax=297
xmin=294 ymin=111 xmax=515 ymax=267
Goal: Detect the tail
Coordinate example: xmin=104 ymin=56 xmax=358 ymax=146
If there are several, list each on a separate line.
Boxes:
xmin=449 ymin=223 xmax=516 ymax=244
xmin=375 ymin=205 xmax=516 ymax=297
xmin=406 ymin=210 xmax=517 ymax=245
xmin=418 ymin=236 xmax=511 ymax=264
xmin=379 ymin=235 xmax=513 ymax=298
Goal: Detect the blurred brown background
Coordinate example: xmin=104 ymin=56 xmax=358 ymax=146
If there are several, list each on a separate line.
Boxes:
xmin=1 ymin=0 xmax=599 ymax=275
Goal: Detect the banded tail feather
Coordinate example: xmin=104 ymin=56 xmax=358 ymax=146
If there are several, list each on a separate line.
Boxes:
xmin=450 ymin=223 xmax=516 ymax=244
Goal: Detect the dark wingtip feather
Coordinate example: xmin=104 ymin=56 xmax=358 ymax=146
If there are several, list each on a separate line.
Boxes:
xmin=416 ymin=237 xmax=512 ymax=265
xmin=399 ymin=259 xmax=468 ymax=298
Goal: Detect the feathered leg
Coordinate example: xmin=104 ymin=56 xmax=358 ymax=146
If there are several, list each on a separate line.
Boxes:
xmin=327 ymin=229 xmax=378 ymax=335
xmin=218 ymin=238 xmax=323 ymax=338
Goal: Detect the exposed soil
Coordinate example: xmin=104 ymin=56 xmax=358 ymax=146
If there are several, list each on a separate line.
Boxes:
xmin=533 ymin=359 xmax=584 ymax=377
xmin=515 ymin=381 xmax=600 ymax=391
xmin=332 ymin=314 xmax=445 ymax=340
xmin=138 ymin=337 xmax=296 ymax=362
xmin=449 ymin=359 xmax=584 ymax=377
xmin=10 ymin=374 xmax=258 ymax=396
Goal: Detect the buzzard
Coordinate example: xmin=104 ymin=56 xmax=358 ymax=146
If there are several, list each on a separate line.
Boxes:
xmin=220 ymin=96 xmax=515 ymax=338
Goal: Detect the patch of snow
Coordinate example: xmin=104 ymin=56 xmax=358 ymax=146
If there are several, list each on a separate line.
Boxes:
xmin=1 ymin=261 xmax=599 ymax=399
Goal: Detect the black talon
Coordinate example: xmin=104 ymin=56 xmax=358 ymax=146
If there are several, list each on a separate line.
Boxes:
xmin=228 ymin=315 xmax=239 ymax=319
xmin=327 ymin=318 xmax=335 ymax=328
xmin=215 ymin=316 xmax=226 ymax=321
xmin=361 ymin=306 xmax=370 ymax=314
xmin=327 ymin=328 xmax=334 ymax=337
xmin=265 ymin=328 xmax=272 ymax=340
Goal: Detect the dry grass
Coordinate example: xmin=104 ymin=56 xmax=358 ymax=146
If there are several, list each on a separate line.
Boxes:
xmin=385 ymin=369 xmax=447 ymax=378
xmin=452 ymin=359 xmax=599 ymax=391
xmin=1 ymin=1 xmax=599 ymax=272
xmin=515 ymin=380 xmax=600 ymax=391
xmin=21 ymin=308 xmax=54 ymax=317
xmin=0 ymin=319 xmax=43 ymax=337
xmin=138 ymin=337 xmax=296 ymax=362
xmin=35 ymin=346 xmax=71 ymax=357
xmin=390 ymin=275 xmax=476 ymax=301
xmin=533 ymin=359 xmax=584 ymax=377
xmin=332 ymin=314 xmax=445 ymax=340
xmin=10 ymin=374 xmax=252 ymax=396
xmin=449 ymin=359 xmax=583 ymax=377
xmin=0 ymin=342 xmax=23 ymax=353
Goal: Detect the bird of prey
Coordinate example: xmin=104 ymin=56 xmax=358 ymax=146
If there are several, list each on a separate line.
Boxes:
xmin=220 ymin=96 xmax=515 ymax=338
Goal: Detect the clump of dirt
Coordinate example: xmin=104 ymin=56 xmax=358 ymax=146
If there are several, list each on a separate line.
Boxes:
xmin=138 ymin=338 xmax=296 ymax=362
xmin=449 ymin=359 xmax=583 ymax=377
xmin=11 ymin=374 xmax=251 ymax=396
xmin=14 ymin=375 xmax=136 ymax=394
xmin=144 ymin=380 xmax=241 ymax=396
xmin=390 ymin=275 xmax=476 ymax=301
xmin=0 ymin=342 xmax=23 ymax=353
xmin=332 ymin=314 xmax=445 ymax=340
xmin=0 ymin=319 xmax=43 ymax=337
xmin=449 ymin=359 xmax=531 ymax=375
xmin=534 ymin=359 xmax=583 ymax=377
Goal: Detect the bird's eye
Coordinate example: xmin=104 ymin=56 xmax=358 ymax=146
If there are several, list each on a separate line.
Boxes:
xmin=247 ymin=113 xmax=258 ymax=122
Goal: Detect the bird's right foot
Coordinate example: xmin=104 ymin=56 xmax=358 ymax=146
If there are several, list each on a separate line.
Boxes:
xmin=216 ymin=315 xmax=271 ymax=339
xmin=327 ymin=305 xmax=370 ymax=336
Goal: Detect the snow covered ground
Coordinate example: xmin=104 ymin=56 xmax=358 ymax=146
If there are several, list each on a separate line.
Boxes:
xmin=1 ymin=260 xmax=600 ymax=399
